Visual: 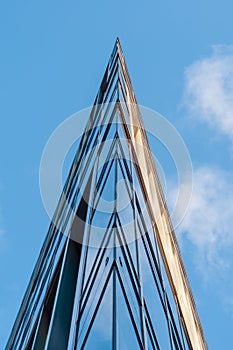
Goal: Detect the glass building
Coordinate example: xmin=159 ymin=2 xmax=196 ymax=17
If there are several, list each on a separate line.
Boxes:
xmin=6 ymin=39 xmax=208 ymax=350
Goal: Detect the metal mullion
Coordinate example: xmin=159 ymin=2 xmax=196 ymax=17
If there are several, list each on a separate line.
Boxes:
xmin=23 ymin=235 xmax=66 ymax=340
xmin=66 ymin=100 xmax=118 ymax=208
xmin=77 ymin=143 xmax=99 ymax=189
xmin=135 ymin=217 xmax=177 ymax=349
xmin=115 ymin=265 xmax=144 ymax=350
xmin=144 ymin=302 xmax=160 ymax=350
xmin=137 ymin=208 xmax=183 ymax=346
xmin=117 ymin=79 xmax=202 ymax=348
xmin=102 ymin=57 xmax=119 ymax=102
xmin=112 ymin=130 xmax=118 ymax=350
xmin=95 ymin=135 xmax=117 ymax=191
xmin=107 ymin=49 xmax=118 ymax=82
xmin=95 ymin=157 xmax=114 ymax=195
xmin=94 ymin=53 xmax=118 ymax=106
xmin=103 ymin=69 xmax=118 ymax=105
xmin=68 ymin=153 xmax=101 ymax=350
xmin=135 ymin=200 xmax=164 ymax=285
xmin=140 ymin=232 xmax=167 ymax=312
xmin=177 ymin=304 xmax=187 ymax=350
xmin=84 ymin=105 xmax=114 ymax=160
xmin=117 ymin=157 xmax=134 ymax=201
xmin=77 ymin=103 xmax=117 ymax=193
xmin=117 ymin=103 xmax=153 ymax=213
xmin=108 ymin=43 xmax=118 ymax=71
xmin=81 ymin=215 xmax=114 ymax=299
xmin=114 ymin=228 xmax=161 ymax=350
xmin=83 ymin=126 xmax=100 ymax=158
xmin=80 ymin=224 xmax=114 ymax=312
xmin=44 ymin=168 xmax=94 ymax=350
xmin=94 ymin=103 xmax=118 ymax=156
xmin=6 ymin=222 xmax=62 ymax=349
xmin=137 ymin=223 xmax=174 ymax=349
xmin=165 ymin=294 xmax=185 ymax=350
xmin=116 ymin=153 xmax=169 ymax=320
xmin=14 ymin=231 xmax=66 ymax=349
xmin=170 ymin=319 xmax=180 ymax=350
xmin=24 ymin=306 xmax=42 ymax=350
xmin=7 ymin=45 xmax=128 ymax=350
xmin=117 ymin=140 xmax=134 ymax=183
xmin=145 ymin=318 xmax=157 ymax=350
xmin=116 ymin=148 xmax=162 ymax=287
xmin=127 ymin=121 xmax=148 ymax=350
xmin=29 ymin=243 xmax=66 ymax=350
xmin=115 ymin=220 xmax=146 ymax=320
xmin=93 ymin=75 xmax=116 ymax=123
xmin=119 ymin=252 xmax=142 ymax=325
xmin=99 ymin=78 xmax=118 ymax=108
xmin=90 ymin=135 xmax=119 ymax=217
xmin=116 ymin=215 xmax=141 ymax=295
xmin=137 ymin=218 xmax=168 ymax=300
xmin=79 ymin=263 xmax=114 ymax=350
xmin=72 ymin=158 xmax=111 ymax=350
xmin=118 ymin=56 xmax=137 ymax=108
xmin=117 ymin=40 xmax=192 ymax=347
xmin=117 ymin=227 xmax=158 ymax=347
xmin=71 ymin=104 xmax=110 ymax=172
xmin=118 ymin=79 xmax=131 ymax=125
xmin=78 ymin=258 xmax=113 ymax=340
xmin=116 ymin=216 xmax=160 ymax=350
xmin=90 ymin=158 xmax=114 ymax=222
xmin=138 ymin=223 xmax=165 ymax=292
xmin=118 ymin=67 xmax=131 ymax=110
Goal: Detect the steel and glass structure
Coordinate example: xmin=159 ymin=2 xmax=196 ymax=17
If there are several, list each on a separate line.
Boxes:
xmin=6 ymin=39 xmax=208 ymax=350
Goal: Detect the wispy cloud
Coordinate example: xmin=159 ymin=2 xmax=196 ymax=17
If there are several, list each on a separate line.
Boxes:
xmin=171 ymin=166 xmax=233 ymax=278
xmin=183 ymin=45 xmax=233 ymax=140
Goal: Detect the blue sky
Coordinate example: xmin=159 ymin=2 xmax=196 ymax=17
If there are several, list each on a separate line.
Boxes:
xmin=1 ymin=0 xmax=233 ymax=348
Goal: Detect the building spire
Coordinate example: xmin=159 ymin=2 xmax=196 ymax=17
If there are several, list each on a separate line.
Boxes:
xmin=6 ymin=40 xmax=208 ymax=350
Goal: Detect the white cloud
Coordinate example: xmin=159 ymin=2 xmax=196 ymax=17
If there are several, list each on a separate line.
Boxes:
xmin=173 ymin=166 xmax=233 ymax=276
xmin=183 ymin=45 xmax=233 ymax=140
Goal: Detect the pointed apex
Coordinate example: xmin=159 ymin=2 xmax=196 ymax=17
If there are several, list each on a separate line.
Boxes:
xmin=115 ymin=37 xmax=123 ymax=56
